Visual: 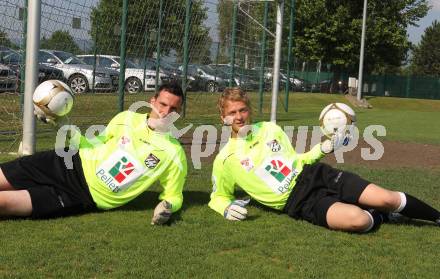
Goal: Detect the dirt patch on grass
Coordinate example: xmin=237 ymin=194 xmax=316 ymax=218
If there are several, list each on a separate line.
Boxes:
xmin=322 ymin=140 xmax=440 ymax=169
xmin=180 ymin=136 xmax=440 ymax=169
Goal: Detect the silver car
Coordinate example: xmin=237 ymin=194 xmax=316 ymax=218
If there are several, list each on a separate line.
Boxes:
xmin=186 ymin=64 xmax=231 ymax=92
xmin=0 ymin=63 xmax=18 ymax=92
xmin=39 ymin=50 xmax=119 ymax=94
xmin=78 ymin=54 xmax=169 ymax=93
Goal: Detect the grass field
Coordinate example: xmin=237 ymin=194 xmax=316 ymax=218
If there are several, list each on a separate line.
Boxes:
xmin=0 ymin=92 xmax=439 ymax=278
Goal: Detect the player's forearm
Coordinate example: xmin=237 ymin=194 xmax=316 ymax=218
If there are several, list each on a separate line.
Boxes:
xmin=208 ymin=195 xmax=232 ymax=216
xmin=158 ymin=194 xmax=183 ymax=213
xmin=299 ymin=144 xmax=325 ymax=164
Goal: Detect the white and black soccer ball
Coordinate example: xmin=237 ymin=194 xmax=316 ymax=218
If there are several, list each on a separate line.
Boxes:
xmin=33 ymin=80 xmax=74 ymax=122
xmin=319 ymin=103 xmax=356 ymax=138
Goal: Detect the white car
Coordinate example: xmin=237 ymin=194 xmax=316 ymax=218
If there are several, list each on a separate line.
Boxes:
xmin=39 ymin=50 xmax=119 ymax=94
xmin=78 ymin=55 xmax=168 ymax=93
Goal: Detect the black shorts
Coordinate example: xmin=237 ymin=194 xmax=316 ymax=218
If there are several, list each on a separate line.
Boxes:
xmin=0 ymin=149 xmax=97 ymax=219
xmin=283 ymin=163 xmax=370 ymax=228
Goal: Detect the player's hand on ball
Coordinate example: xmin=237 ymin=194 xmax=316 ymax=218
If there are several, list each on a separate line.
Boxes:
xmin=151 ymin=200 xmax=172 ymax=225
xmin=34 ymin=109 xmax=70 ymax=128
xmin=34 ymin=107 xmax=50 ymax=123
xmin=34 ymin=109 xmax=57 ymax=126
xmin=224 ymin=199 xmax=249 ymax=221
xmin=321 ymin=131 xmax=351 ymax=154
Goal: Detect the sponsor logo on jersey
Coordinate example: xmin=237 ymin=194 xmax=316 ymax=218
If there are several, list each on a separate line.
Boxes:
xmin=96 ymin=150 xmax=143 ymax=193
xmin=265 ymin=159 xmax=291 ymax=182
xmin=108 ymin=156 xmax=135 ymax=183
xmin=120 ymin=136 xmax=131 ymax=145
xmin=255 ymin=156 xmax=297 ymax=194
xmin=96 ymin=154 xmax=138 ymax=193
xmin=145 ymin=153 xmax=160 ymax=169
xmin=267 ymin=139 xmax=281 ymax=152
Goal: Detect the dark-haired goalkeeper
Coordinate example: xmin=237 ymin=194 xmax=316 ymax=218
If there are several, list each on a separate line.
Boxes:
xmin=209 ymin=87 xmax=440 ymax=232
xmin=0 ymin=83 xmax=187 ymax=225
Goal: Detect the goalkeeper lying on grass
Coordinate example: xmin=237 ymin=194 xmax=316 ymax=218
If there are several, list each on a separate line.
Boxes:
xmin=0 ymin=83 xmax=186 ymax=225
xmin=209 ymin=87 xmax=440 ymax=232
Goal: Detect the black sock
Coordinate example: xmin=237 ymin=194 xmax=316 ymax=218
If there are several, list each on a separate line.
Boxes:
xmin=400 ymin=193 xmax=440 ymax=222
xmin=372 ymin=209 xmax=387 ymax=224
xmin=364 ymin=209 xmax=386 ymax=232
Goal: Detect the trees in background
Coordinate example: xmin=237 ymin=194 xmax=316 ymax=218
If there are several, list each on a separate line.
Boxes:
xmin=0 ymin=29 xmax=17 ymax=49
xmin=411 ymin=20 xmax=440 ymax=76
xmin=90 ymin=0 xmax=211 ymax=64
xmin=217 ymin=1 xmax=269 ymax=66
xmin=217 ymin=0 xmax=430 ymax=75
xmin=40 ymin=30 xmax=82 ymax=54
xmin=295 ymin=0 xmax=429 ymax=75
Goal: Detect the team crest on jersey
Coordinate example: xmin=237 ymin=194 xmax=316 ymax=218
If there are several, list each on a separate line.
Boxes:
xmin=145 ymin=153 xmax=160 ymax=169
xmin=267 ymin=139 xmax=281 ymax=152
xmin=240 ymin=158 xmax=254 ymax=172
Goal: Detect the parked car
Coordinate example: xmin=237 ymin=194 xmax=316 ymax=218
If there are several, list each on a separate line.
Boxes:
xmin=140 ymin=58 xmax=184 ymax=83
xmin=186 ymin=64 xmax=232 ymax=93
xmin=209 ymin=65 xmax=260 ymax=91
xmin=160 ymin=61 xmax=198 ymax=90
xmin=155 ymin=60 xmax=182 ymax=82
xmin=0 ymin=48 xmax=65 ymax=84
xmin=39 ymin=50 xmax=119 ymax=94
xmin=252 ymin=66 xmax=310 ymax=91
xmin=78 ymin=55 xmax=168 ymax=93
xmin=139 ymin=59 xmax=173 ymax=89
xmin=280 ymin=72 xmax=311 ymax=92
xmin=313 ymin=78 xmax=348 ymax=93
xmin=138 ymin=58 xmax=201 ymax=91
xmin=0 ymin=63 xmax=18 ymax=92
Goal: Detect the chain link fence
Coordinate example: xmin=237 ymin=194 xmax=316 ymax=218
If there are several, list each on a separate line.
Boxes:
xmin=0 ymin=0 xmax=439 ymax=154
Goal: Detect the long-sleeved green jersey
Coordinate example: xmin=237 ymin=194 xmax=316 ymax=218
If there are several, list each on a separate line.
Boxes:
xmin=79 ymin=111 xmax=187 ymax=212
xmin=209 ymin=121 xmax=324 ymax=216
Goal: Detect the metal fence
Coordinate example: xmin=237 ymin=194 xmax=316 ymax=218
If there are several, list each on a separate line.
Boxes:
xmin=0 ymin=0 xmax=439 ymax=154
xmin=363 ymin=74 xmax=440 ymax=100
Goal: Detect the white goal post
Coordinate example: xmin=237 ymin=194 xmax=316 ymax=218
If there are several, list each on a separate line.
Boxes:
xmin=22 ymin=0 xmax=41 ymax=155
xmin=225 ymin=0 xmax=284 ymax=123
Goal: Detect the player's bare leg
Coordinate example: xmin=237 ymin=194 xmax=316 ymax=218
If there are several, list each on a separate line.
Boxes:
xmin=359 ymin=183 xmax=440 ymax=226
xmin=0 ymin=190 xmax=32 ymax=216
xmin=358 ymin=184 xmax=401 ymax=211
xmin=326 ymin=202 xmax=373 ymax=232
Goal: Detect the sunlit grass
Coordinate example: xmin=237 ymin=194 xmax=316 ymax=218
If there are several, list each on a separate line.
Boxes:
xmin=0 ymin=91 xmax=439 ymax=278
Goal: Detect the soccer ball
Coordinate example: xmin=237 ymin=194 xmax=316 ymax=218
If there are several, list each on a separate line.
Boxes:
xmin=319 ymin=103 xmax=356 ymax=138
xmin=33 ymin=80 xmax=74 ymax=122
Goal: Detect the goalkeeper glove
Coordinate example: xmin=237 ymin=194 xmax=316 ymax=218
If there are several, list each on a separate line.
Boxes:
xmin=151 ymin=200 xmax=172 ymax=225
xmin=34 ymin=109 xmax=70 ymax=128
xmin=321 ymin=131 xmax=351 ymax=154
xmin=224 ymin=199 xmax=250 ymax=221
xmin=34 ymin=108 xmax=54 ymax=124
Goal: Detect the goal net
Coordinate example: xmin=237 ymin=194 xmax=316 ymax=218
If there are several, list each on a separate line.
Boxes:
xmin=0 ymin=0 xmax=277 ymax=154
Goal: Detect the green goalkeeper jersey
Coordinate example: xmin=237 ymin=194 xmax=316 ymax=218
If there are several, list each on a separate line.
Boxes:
xmin=79 ymin=111 xmax=187 ymax=212
xmin=209 ymin=121 xmax=325 ymax=216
